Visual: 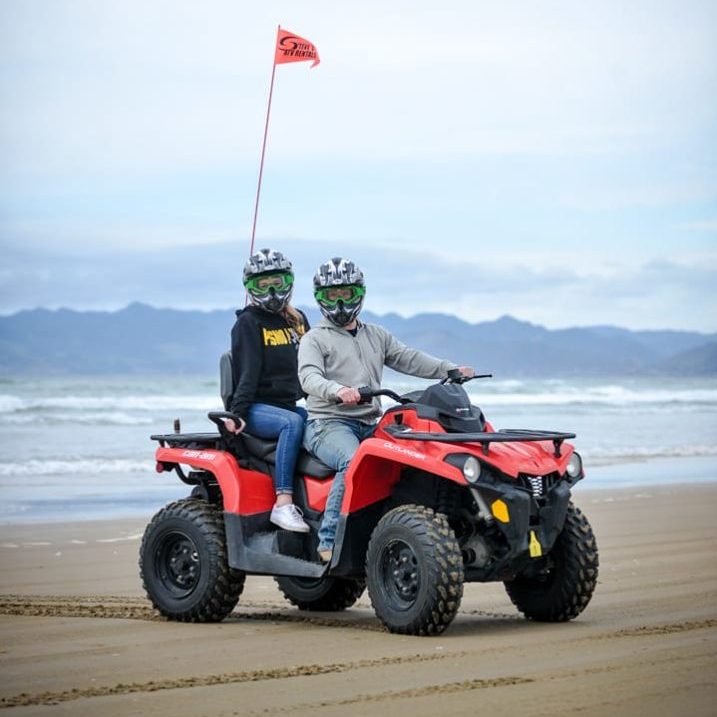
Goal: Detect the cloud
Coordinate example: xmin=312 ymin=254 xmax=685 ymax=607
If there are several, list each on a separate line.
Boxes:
xmin=1 ymin=1 xmax=716 ymax=331
xmin=679 ymin=219 xmax=717 ymax=233
xmin=2 ymin=0 xmax=715 ymax=177
xmin=1 ymin=237 xmax=715 ymax=331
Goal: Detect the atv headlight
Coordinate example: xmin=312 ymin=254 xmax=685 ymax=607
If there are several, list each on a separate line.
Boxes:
xmin=566 ymin=452 xmax=583 ymax=479
xmin=444 ymin=453 xmax=483 ymax=484
xmin=462 ymin=456 xmax=481 ymax=484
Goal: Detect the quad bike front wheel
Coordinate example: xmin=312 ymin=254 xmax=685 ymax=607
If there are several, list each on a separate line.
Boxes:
xmin=275 ymin=575 xmax=366 ymax=611
xmin=504 ymin=502 xmax=599 ymax=622
xmin=366 ymin=505 xmax=464 ymax=636
xmin=139 ymin=498 xmax=245 ymax=622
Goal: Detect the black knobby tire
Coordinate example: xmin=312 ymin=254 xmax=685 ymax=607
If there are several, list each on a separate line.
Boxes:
xmin=366 ymin=505 xmax=464 ymax=636
xmin=275 ymin=575 xmax=366 ymax=611
xmin=139 ymin=498 xmax=245 ymax=622
xmin=505 ymin=502 xmax=599 ymax=622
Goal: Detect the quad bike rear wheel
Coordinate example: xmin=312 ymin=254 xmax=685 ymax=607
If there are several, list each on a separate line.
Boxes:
xmin=366 ymin=505 xmax=464 ymax=636
xmin=139 ymin=498 xmax=245 ymax=622
xmin=275 ymin=575 xmax=366 ymax=611
xmin=504 ymin=502 xmax=598 ymax=621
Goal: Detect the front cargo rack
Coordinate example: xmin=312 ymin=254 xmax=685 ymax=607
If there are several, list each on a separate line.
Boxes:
xmin=383 ymin=424 xmax=575 ymax=457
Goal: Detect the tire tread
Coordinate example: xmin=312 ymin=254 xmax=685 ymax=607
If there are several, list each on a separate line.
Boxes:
xmin=505 ymin=503 xmax=598 ymax=622
xmin=139 ymin=498 xmax=245 ymax=623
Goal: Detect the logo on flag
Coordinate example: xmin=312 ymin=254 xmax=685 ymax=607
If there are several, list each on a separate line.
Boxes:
xmin=275 ymin=28 xmax=320 ymax=68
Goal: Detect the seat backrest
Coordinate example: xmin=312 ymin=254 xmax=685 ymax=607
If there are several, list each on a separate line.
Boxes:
xmin=219 ymin=351 xmax=234 ymax=410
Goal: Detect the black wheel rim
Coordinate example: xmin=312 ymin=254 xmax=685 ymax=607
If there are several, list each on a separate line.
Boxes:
xmin=155 ymin=530 xmax=201 ymax=598
xmin=379 ymin=539 xmax=420 ymax=611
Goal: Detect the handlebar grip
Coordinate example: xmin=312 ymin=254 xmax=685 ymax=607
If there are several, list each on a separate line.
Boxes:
xmin=334 ymin=386 xmax=373 ymax=405
xmin=207 ymin=411 xmax=244 ymax=432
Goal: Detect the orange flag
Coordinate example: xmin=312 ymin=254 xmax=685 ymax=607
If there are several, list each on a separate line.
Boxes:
xmin=274 ymin=28 xmax=320 ymax=68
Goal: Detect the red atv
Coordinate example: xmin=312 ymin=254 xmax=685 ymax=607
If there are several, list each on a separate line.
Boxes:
xmin=140 ymin=362 xmax=598 ymax=636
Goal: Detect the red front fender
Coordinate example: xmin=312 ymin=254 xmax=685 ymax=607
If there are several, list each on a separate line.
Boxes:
xmin=341 ymin=437 xmax=465 ymax=514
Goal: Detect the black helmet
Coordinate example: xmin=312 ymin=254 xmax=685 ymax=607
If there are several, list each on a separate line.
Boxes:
xmin=313 ymin=257 xmax=365 ymax=326
xmin=243 ymin=248 xmax=294 ymax=313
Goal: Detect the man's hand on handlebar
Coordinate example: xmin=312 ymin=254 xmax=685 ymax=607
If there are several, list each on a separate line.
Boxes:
xmin=444 ymin=366 xmax=480 ymax=384
xmin=223 ymin=417 xmax=246 ymax=434
xmin=336 ymin=386 xmax=362 ymax=405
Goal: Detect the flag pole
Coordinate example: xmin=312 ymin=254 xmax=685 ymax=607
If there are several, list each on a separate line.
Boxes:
xmin=249 ymin=24 xmax=280 ymax=258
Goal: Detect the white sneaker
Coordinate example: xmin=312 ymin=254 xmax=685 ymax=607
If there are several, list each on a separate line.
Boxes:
xmin=270 ymin=504 xmax=310 ymax=533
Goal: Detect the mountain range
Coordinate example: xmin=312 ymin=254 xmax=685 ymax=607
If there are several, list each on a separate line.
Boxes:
xmin=1 ymin=303 xmax=715 ymax=376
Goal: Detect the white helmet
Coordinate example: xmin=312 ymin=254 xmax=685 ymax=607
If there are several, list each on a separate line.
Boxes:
xmin=313 ymin=257 xmax=365 ymax=326
xmin=243 ymin=249 xmax=294 ymax=313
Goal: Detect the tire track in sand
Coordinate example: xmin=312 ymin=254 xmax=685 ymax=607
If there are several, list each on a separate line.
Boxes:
xmin=3 ymin=596 xmax=714 ymax=638
xmin=0 ymin=595 xmax=513 ymax=631
xmin=245 ymin=676 xmax=533 ymax=715
xmin=0 ymin=650 xmax=487 ymax=709
xmin=0 ymin=594 xmax=385 ymax=629
xmin=2 ymin=596 xmax=714 ymax=709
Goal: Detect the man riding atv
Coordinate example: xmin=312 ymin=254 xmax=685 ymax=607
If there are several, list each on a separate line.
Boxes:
xmin=298 ymin=257 xmax=475 ymax=564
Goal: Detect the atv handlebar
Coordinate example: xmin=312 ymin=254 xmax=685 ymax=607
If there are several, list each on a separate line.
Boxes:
xmin=441 ymin=369 xmax=493 ymax=384
xmin=335 ymin=386 xmax=409 ymax=405
xmin=336 ymin=373 xmax=493 ymax=405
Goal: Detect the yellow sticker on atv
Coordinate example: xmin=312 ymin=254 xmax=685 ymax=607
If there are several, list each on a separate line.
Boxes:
xmin=529 ymin=530 xmax=543 ymax=558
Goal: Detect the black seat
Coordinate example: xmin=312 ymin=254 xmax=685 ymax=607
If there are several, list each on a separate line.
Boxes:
xmin=220 ymin=351 xmax=333 ymax=479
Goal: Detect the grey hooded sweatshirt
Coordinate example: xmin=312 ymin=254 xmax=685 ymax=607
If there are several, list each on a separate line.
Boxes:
xmin=298 ymin=317 xmax=457 ymax=422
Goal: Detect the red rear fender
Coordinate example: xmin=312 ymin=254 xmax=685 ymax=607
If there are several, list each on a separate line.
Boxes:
xmin=155 ymin=446 xmax=275 ymax=515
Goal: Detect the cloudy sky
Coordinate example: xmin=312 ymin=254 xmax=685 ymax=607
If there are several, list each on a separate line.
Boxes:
xmin=1 ymin=1 xmax=715 ymax=330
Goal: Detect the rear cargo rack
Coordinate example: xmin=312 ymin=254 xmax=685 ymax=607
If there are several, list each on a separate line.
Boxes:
xmin=383 ymin=425 xmax=575 ymax=457
xmin=150 ymin=432 xmax=220 ymax=448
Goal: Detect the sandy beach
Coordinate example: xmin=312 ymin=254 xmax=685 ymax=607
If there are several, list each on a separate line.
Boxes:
xmin=1 ymin=482 xmax=716 ymax=716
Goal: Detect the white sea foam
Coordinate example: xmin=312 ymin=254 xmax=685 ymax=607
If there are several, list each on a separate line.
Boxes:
xmin=2 ymin=382 xmax=715 ymax=418
xmin=0 ymin=394 xmax=221 ymax=413
xmin=582 ymin=444 xmax=717 ymax=463
xmin=0 ymin=395 xmax=24 ymax=413
xmin=0 ymin=411 xmax=152 ymax=426
xmin=467 ymin=385 xmax=717 ymax=407
xmin=0 ymin=459 xmax=154 ymax=477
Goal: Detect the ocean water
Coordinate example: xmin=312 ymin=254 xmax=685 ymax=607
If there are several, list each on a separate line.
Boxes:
xmin=0 ymin=374 xmax=715 ymax=524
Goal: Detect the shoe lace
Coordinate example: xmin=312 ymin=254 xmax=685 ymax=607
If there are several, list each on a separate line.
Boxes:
xmin=287 ymin=504 xmax=305 ymax=519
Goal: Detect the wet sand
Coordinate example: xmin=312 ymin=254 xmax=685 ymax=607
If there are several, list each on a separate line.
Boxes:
xmin=1 ymin=483 xmax=716 ymax=716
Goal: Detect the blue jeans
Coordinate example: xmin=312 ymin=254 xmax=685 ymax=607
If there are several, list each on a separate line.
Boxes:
xmin=245 ymin=403 xmax=307 ymax=494
xmin=303 ymin=418 xmax=375 ymax=551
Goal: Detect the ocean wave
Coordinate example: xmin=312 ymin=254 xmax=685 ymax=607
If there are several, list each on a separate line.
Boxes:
xmin=0 ymin=411 xmax=153 ymax=426
xmin=0 ymin=458 xmax=154 ymax=477
xmin=583 ymin=445 xmax=717 ymax=463
xmin=468 ymin=385 xmax=717 ymax=407
xmin=2 ymin=380 xmax=716 ymax=415
xmin=0 ymin=394 xmax=222 ymax=414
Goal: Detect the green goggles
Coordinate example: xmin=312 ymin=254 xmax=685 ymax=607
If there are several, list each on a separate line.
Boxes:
xmin=244 ymin=272 xmax=294 ymax=295
xmin=314 ymin=284 xmax=366 ymax=306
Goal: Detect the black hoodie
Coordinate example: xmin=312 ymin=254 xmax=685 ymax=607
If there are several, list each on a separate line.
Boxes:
xmin=229 ymin=305 xmax=309 ymax=422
